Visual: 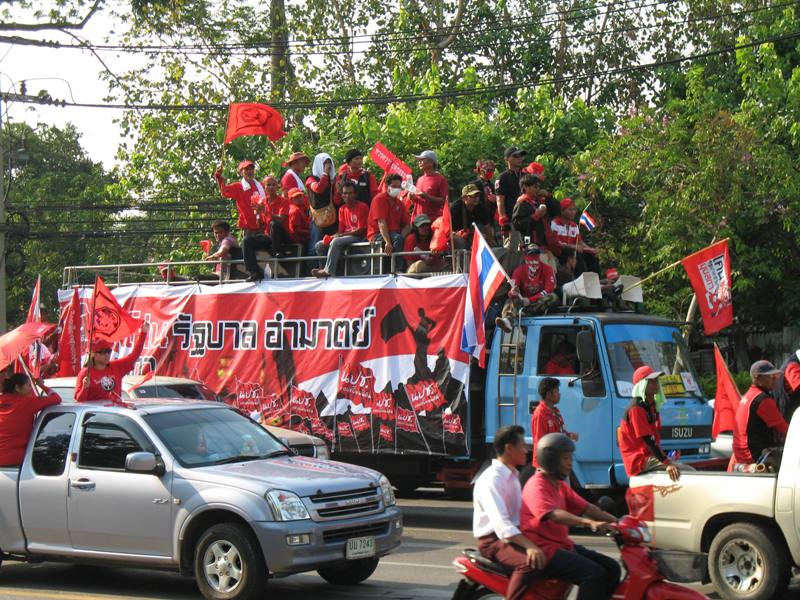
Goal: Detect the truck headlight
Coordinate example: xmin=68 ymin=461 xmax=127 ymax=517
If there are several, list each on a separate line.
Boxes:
xmin=265 ymin=490 xmax=310 ymax=521
xmin=314 ymin=442 xmax=330 ymax=460
xmin=379 ymin=475 xmax=396 ymax=507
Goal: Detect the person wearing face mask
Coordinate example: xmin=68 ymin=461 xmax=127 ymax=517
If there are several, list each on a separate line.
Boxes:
xmin=496 ymin=245 xmax=558 ymax=332
xmin=366 ymin=174 xmax=411 ymax=262
xmin=471 ymin=159 xmax=497 ymax=214
xmin=305 ymin=152 xmax=339 ymax=255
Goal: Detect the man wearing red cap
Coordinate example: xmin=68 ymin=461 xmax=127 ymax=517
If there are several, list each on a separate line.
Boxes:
xmin=512 ymin=174 xmax=549 ymax=248
xmin=551 ymin=198 xmax=599 ymax=273
xmin=496 ymin=245 xmax=557 ymax=331
xmin=214 ymin=160 xmax=265 ymax=238
xmin=281 ymin=151 xmax=310 ymax=196
xmin=75 ymin=322 xmax=149 ymax=403
xmin=617 ymin=366 xmax=683 ymax=482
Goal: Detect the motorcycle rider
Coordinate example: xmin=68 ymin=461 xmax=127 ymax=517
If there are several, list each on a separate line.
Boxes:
xmin=520 ymin=433 xmax=620 ymax=600
xmin=473 ymin=425 xmax=547 ymax=600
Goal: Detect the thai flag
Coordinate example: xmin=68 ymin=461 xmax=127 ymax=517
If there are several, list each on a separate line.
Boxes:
xmin=461 ymin=227 xmax=508 ymax=367
xmin=579 ymin=210 xmax=596 ymax=231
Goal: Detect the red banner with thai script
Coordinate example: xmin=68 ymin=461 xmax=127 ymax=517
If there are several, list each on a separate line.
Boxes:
xmin=369 ymin=142 xmax=413 ymax=179
xmin=58 ymin=275 xmax=470 ymax=457
xmin=681 ymin=240 xmax=733 ymax=335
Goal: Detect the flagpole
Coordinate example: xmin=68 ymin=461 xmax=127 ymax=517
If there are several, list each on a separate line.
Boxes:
xmin=17 ymin=356 xmax=44 ymax=398
xmin=622 ymin=259 xmax=683 ymax=293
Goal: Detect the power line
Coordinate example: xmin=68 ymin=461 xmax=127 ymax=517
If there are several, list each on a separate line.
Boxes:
xmin=4 ymin=30 xmax=798 ymax=112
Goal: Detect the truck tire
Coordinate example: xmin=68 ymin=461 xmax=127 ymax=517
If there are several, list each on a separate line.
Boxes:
xmin=193 ymin=523 xmax=267 ymax=600
xmin=317 ymin=557 xmax=379 ymax=585
xmin=708 ymin=522 xmax=790 ymax=600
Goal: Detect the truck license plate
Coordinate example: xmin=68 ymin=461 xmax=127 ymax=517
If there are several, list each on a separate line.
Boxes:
xmin=346 ymin=536 xmax=375 ymax=560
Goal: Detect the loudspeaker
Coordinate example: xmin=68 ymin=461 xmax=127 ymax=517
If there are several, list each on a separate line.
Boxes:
xmin=619 ymin=276 xmax=643 ymax=303
xmin=562 ymin=272 xmax=602 ymax=300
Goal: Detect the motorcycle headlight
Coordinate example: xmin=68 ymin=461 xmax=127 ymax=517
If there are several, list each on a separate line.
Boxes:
xmin=314 ymin=442 xmax=330 ymax=460
xmin=265 ymin=490 xmax=310 ymax=521
xmin=639 ymin=525 xmax=652 ymax=544
xmin=379 ymin=474 xmax=396 ymax=507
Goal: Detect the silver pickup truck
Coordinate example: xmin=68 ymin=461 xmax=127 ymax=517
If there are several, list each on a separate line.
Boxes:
xmin=630 ymin=414 xmax=800 ymax=600
xmin=0 ymin=399 xmax=402 ymax=600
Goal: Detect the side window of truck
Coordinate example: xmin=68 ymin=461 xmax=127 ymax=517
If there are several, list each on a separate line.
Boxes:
xmin=78 ymin=414 xmax=155 ymax=471
xmin=536 ymin=326 xmax=606 ymax=397
xmin=498 ymin=326 xmax=526 ymax=375
xmin=32 ymin=412 xmax=76 ymax=476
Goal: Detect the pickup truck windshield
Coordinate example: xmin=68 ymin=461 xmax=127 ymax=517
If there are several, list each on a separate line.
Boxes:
xmin=143 ymin=408 xmax=287 ymax=467
xmin=604 ymin=324 xmax=703 ymax=399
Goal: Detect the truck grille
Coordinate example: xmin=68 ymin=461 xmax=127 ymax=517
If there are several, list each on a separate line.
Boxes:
xmin=322 ymin=521 xmax=390 ymax=544
xmin=308 ymin=486 xmax=382 ymax=521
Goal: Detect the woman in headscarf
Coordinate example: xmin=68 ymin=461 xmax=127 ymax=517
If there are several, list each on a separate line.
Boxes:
xmin=305 ymin=153 xmax=339 ymax=256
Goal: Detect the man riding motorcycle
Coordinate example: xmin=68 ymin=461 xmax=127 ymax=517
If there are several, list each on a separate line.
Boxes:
xmin=520 ymin=433 xmax=621 ymax=600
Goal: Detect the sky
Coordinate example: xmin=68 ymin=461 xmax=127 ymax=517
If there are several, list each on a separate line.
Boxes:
xmin=0 ymin=11 xmax=137 ymax=169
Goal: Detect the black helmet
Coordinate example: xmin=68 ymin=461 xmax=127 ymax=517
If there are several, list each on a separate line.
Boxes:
xmin=536 ymin=433 xmax=575 ymax=477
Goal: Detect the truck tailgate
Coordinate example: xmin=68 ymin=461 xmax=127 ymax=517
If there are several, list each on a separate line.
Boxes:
xmin=629 ymin=471 xmax=777 ymax=552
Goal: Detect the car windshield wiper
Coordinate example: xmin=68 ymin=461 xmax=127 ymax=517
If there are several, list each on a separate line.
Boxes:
xmin=212 ymin=454 xmax=265 ymax=465
xmin=263 ymin=450 xmax=293 ymax=459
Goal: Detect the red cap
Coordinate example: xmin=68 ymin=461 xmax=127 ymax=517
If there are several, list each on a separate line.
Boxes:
xmin=92 ymin=339 xmax=114 ymax=352
xmin=560 ymin=197 xmax=575 ymax=210
xmin=237 ymin=160 xmax=255 ymax=173
xmin=632 ymin=365 xmax=665 ymax=386
xmin=524 ymin=161 xmax=545 ymax=180
xmin=498 ymin=216 xmax=510 ymax=226
xmin=605 ymin=268 xmax=619 ymax=281
xmin=288 ymin=188 xmax=305 ymax=199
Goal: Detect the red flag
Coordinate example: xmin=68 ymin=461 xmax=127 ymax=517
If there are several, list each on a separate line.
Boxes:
xmin=712 ymin=344 xmax=740 ymax=437
xmin=367 ymin=390 xmax=395 ymax=420
xmin=442 ymin=413 xmax=464 ymax=434
xmin=681 ymin=240 xmax=733 ymax=335
xmin=337 ymin=362 xmax=376 ymax=405
xmin=379 ymin=423 xmax=394 ymax=443
xmin=0 ymin=322 xmax=56 ymax=372
xmin=311 ymin=418 xmax=334 ymax=441
xmin=289 ymin=388 xmax=318 ymax=420
xmin=224 ymin=102 xmax=287 ymax=144
xmin=430 ymin=200 xmax=452 ymax=253
xmin=25 ymin=275 xmax=42 ymax=324
xmin=396 ymin=407 xmax=419 ymax=433
xmin=20 ymin=275 xmax=48 ymax=377
xmin=128 ymin=369 xmax=155 ymax=392
xmin=55 ymin=288 xmax=82 ymax=377
xmin=199 ymin=240 xmax=212 ymax=255
xmin=337 ymin=421 xmax=354 ymax=438
xmin=405 ymin=379 xmax=446 ymax=412
xmin=90 ymin=276 xmax=144 ymax=346
xmin=351 ymin=413 xmax=371 ymax=432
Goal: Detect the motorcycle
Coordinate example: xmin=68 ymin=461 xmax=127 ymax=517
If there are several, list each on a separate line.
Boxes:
xmin=451 ymin=515 xmax=708 ymax=600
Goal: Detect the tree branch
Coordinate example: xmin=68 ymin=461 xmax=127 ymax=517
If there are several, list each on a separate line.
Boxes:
xmin=437 ymin=0 xmax=467 ymax=49
xmin=0 ymin=0 xmax=102 ymax=32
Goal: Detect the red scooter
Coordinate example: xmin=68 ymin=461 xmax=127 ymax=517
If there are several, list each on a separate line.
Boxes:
xmin=451 ymin=515 xmax=708 ymax=600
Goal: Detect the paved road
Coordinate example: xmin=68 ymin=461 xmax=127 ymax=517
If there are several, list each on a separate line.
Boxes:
xmin=0 ymin=491 xmax=750 ymax=600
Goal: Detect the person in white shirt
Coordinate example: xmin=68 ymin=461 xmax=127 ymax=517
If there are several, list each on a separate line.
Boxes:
xmin=473 ymin=425 xmax=546 ymax=600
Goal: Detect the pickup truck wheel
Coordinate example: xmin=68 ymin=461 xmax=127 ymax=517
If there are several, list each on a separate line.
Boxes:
xmin=709 ymin=522 xmax=790 ymax=600
xmin=317 ymin=557 xmax=379 ymax=585
xmin=194 ymin=523 xmax=266 ymax=600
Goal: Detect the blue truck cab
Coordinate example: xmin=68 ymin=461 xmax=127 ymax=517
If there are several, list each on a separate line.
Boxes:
xmin=484 ymin=312 xmax=713 ymax=490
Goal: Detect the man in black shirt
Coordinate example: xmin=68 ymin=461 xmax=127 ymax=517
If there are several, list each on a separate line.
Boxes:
xmin=496 ymin=146 xmax=526 ymax=220
xmin=451 ymin=184 xmax=493 ymax=247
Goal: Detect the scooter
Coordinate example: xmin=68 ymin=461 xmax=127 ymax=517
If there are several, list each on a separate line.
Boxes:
xmin=451 ymin=515 xmax=708 ymax=600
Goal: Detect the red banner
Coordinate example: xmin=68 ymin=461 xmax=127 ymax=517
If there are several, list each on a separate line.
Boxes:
xmin=379 ymin=423 xmax=394 ymax=443
xmin=59 ymin=275 xmax=469 ymax=457
xmin=681 ymin=240 xmax=733 ymax=335
xmin=443 ymin=413 xmax=464 ymax=434
xmin=224 ymin=102 xmax=287 ymax=144
xmin=712 ymin=344 xmax=740 ymax=438
xmin=56 ymin=287 xmax=83 ymax=377
xmin=369 ymin=142 xmax=413 ymax=178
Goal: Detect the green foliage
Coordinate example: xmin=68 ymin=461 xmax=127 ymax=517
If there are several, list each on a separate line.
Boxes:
xmin=698 ymin=371 xmax=751 ymax=399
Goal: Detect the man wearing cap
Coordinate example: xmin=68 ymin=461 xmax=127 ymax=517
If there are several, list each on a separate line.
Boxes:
xmin=496 ymin=146 xmax=526 ymax=220
xmin=281 ymin=151 xmax=311 ymax=196
xmin=617 ymin=366 xmax=684 ymax=482
xmin=213 ymin=160 xmax=264 ymax=238
xmin=312 ymin=181 xmax=369 ymax=278
xmin=410 ymin=150 xmax=449 ymax=220
xmin=451 ymin=183 xmax=494 ymax=248
xmin=496 ymin=245 xmax=557 ymax=331
xmin=551 ymin=198 xmax=600 ymax=274
xmin=732 ymin=361 xmax=789 ymax=470
xmin=367 ymin=173 xmax=411 ymax=260
xmin=334 ymin=149 xmax=379 ymax=207
xmin=775 ymin=348 xmax=800 ymax=420
xmin=405 ymin=214 xmax=446 ymax=274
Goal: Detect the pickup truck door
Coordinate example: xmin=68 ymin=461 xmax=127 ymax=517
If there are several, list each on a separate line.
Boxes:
xmin=18 ymin=410 xmax=77 ymax=552
xmin=67 ymin=412 xmax=173 ymax=557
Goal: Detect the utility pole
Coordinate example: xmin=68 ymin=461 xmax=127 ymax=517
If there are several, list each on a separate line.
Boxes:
xmin=0 ymin=95 xmax=6 ymax=333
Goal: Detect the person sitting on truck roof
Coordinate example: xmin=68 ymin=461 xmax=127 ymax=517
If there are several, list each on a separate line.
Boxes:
xmin=405 ymin=214 xmax=446 ymax=274
xmin=0 ymin=373 xmax=61 ymax=467
xmin=367 ymin=173 xmax=411 ymax=260
xmin=531 ymin=378 xmax=578 ymax=469
xmin=617 ymin=365 xmax=685 ymax=482
xmin=312 ymin=181 xmax=369 ymax=278
xmin=495 ymin=245 xmax=558 ymax=332
xmin=775 ymin=348 xmax=800 ymax=420
xmin=521 ymin=433 xmax=620 ymax=600
xmin=203 ymin=221 xmax=246 ymax=281
xmin=75 ymin=322 xmax=149 ymax=403
xmin=473 ymin=425 xmax=546 ymax=600
xmin=731 ymin=360 xmax=789 ymax=472
xmin=542 ymin=341 xmax=577 ymax=376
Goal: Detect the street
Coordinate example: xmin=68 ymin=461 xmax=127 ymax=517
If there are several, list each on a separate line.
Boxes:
xmin=0 ymin=488 xmax=733 ymax=600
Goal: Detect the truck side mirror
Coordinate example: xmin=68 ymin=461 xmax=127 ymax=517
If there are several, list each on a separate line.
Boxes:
xmin=125 ymin=451 xmax=165 ymax=476
xmin=576 ymin=330 xmax=596 ymax=367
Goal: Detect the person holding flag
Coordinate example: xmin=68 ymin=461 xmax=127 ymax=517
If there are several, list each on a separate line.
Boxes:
xmin=0 ymin=373 xmax=61 ymax=467
xmin=213 ymin=160 xmax=264 ymax=238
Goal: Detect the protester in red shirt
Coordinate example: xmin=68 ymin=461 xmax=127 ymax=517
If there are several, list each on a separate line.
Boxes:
xmin=521 ymin=434 xmax=619 ymax=600
xmin=497 ymin=246 xmax=557 ymax=331
xmin=551 ymin=198 xmax=600 ymax=273
xmin=334 ymin=149 xmax=379 ymax=207
xmin=280 ymin=151 xmax=310 ymax=197
xmin=0 ymin=373 xmax=61 ymax=466
xmin=255 ymin=176 xmax=289 ymax=233
xmin=75 ymin=322 xmax=149 ymax=403
xmin=312 ymin=181 xmax=369 ymax=278
xmin=286 ymin=188 xmax=311 ymax=246
xmin=776 ymin=348 xmax=800 ymax=419
xmin=617 ymin=366 xmax=684 ymax=482
xmin=531 ymin=378 xmax=578 ymax=468
xmin=367 ymin=174 xmax=411 ymax=259
xmin=405 ymin=214 xmax=445 ymax=274
xmin=213 ymin=160 xmax=264 ymax=237
xmin=542 ymin=341 xmax=577 ymax=376
xmin=410 ymin=150 xmax=449 ymax=219
xmin=732 ymin=361 xmax=788 ymax=469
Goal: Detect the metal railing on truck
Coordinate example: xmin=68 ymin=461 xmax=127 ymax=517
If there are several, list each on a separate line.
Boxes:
xmin=62 ymin=243 xmax=472 ymax=288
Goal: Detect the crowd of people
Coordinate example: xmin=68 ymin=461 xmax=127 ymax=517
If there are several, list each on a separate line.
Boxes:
xmin=207 ymin=146 xmax=602 ymax=292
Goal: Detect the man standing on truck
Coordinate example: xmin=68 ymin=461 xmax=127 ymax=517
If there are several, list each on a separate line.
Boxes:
xmin=213 ymin=160 xmax=264 ymax=239
xmin=731 ymin=360 xmax=789 ymax=470
xmin=521 ymin=433 xmax=620 ymax=600
xmin=617 ymin=366 xmax=684 ymax=482
xmin=473 ymin=425 xmax=546 ymax=600
xmin=496 ymin=245 xmax=558 ymax=332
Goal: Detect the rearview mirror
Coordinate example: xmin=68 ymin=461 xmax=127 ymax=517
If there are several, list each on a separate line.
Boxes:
xmin=125 ymin=451 xmax=165 ymax=476
xmin=575 ymin=330 xmax=596 ymax=367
